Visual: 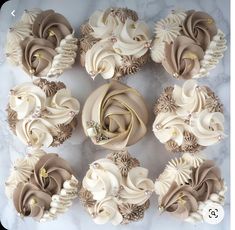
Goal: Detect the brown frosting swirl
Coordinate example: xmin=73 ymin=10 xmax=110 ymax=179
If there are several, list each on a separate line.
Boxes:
xmin=21 ymin=37 xmax=57 ymax=77
xmin=32 ymin=10 xmax=73 ymax=47
xmin=13 ymin=182 xmax=51 ymax=219
xmin=159 ymin=182 xmax=198 ymax=219
xmin=30 ymin=154 xmax=73 ymax=195
xmin=190 ymin=160 xmax=223 ymax=201
xmin=182 ymin=10 xmax=217 ymax=51
xmin=82 ymin=81 xmax=148 ymax=150
xmin=162 ymin=36 xmax=204 ymax=79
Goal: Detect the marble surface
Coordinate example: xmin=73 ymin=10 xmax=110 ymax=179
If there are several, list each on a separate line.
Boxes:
xmin=0 ymin=0 xmax=230 ymax=229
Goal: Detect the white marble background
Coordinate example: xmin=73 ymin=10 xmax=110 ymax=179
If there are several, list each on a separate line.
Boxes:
xmin=0 ymin=0 xmax=230 ymax=230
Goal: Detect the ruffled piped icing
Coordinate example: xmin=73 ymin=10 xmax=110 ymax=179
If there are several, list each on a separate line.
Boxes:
xmin=79 ymin=7 xmax=151 ymax=80
xmin=5 ymin=151 xmax=80 ymax=221
xmin=151 ymin=9 xmax=227 ymax=79
xmin=155 ymin=154 xmax=226 ymax=223
xmin=79 ymin=150 xmax=154 ymax=225
xmin=152 ymin=80 xmax=225 ymax=153
xmin=5 ymin=8 xmax=78 ymax=78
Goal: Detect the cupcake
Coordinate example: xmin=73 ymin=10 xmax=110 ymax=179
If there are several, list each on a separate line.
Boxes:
xmin=79 ymin=7 xmax=151 ymax=80
xmin=152 ymin=80 xmax=225 ymax=153
xmin=5 ymin=8 xmax=78 ymax=78
xmin=82 ymin=81 xmax=148 ymax=150
xmin=79 ymin=150 xmax=154 ymax=225
xmin=5 ymin=149 xmax=80 ymax=221
xmin=151 ymin=9 xmax=227 ymax=79
xmin=7 ymin=78 xmax=80 ymax=148
xmin=155 ymin=153 xmax=226 ymax=223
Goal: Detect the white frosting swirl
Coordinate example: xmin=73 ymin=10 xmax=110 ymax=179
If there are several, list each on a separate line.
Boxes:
xmin=89 ymin=10 xmax=122 ymax=39
xmin=153 ymin=112 xmax=187 ymax=145
xmin=83 ymin=159 xmax=122 ymax=201
xmin=9 ymin=82 xmax=46 ymax=119
xmin=15 ymin=118 xmax=54 ymax=148
xmin=85 ymin=40 xmax=122 ymax=79
xmin=113 ymin=18 xmax=151 ymax=58
xmin=5 ymin=38 xmax=22 ymax=65
xmin=119 ymin=167 xmax=154 ymax=205
xmin=88 ymin=197 xmax=123 ymax=225
xmin=46 ymin=88 xmax=80 ymax=125
xmin=21 ymin=8 xmax=42 ymax=24
xmin=173 ymin=80 xmax=208 ymax=116
xmin=190 ymin=109 xmax=225 ymax=146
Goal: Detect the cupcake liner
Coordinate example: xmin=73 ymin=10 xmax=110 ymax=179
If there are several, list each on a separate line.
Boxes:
xmin=79 ymin=150 xmax=154 ymax=225
xmin=151 ymin=9 xmax=227 ymax=79
xmin=155 ymin=153 xmax=226 ymax=223
xmin=152 ymin=80 xmax=225 ymax=153
xmin=5 ymin=150 xmax=80 ymax=222
xmin=5 ymin=9 xmax=78 ymax=78
xmin=79 ymin=7 xmax=151 ymax=80
xmin=7 ymin=79 xmax=80 ymax=149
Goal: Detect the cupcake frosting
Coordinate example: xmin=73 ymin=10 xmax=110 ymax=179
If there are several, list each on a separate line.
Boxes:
xmin=155 ymin=155 xmax=226 ymax=223
xmin=82 ymin=81 xmax=148 ymax=150
xmin=8 ymin=79 xmax=80 ymax=148
xmin=153 ymin=80 xmax=224 ymax=153
xmin=80 ymin=7 xmax=151 ymax=80
xmin=80 ymin=151 xmax=153 ymax=225
xmin=83 ymin=159 xmax=122 ymax=201
xmin=5 ymin=8 xmax=78 ymax=78
xmin=151 ymin=9 xmax=227 ymax=79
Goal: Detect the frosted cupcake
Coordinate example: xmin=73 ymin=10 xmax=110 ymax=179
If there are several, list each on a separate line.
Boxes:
xmin=151 ymin=9 xmax=227 ymax=79
xmin=5 ymin=8 xmax=78 ymax=78
xmin=152 ymin=80 xmax=225 ymax=153
xmin=5 ymin=150 xmax=80 ymax=221
xmin=7 ymin=79 xmax=80 ymax=148
xmin=155 ymin=153 xmax=226 ymax=223
xmin=79 ymin=150 xmax=154 ymax=225
xmin=79 ymin=7 xmax=151 ymax=80
xmin=82 ymin=81 xmax=148 ymax=150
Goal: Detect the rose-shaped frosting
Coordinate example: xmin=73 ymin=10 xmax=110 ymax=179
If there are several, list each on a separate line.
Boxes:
xmin=9 ymin=82 xmax=46 ymax=119
xmin=162 ymin=36 xmax=204 ymax=79
xmin=15 ymin=118 xmax=54 ymax=148
xmin=32 ymin=10 xmax=73 ymax=47
xmin=21 ymin=37 xmax=57 ymax=77
xmin=190 ymin=160 xmax=223 ymax=201
xmin=159 ymin=182 xmax=198 ymax=219
xmin=119 ymin=167 xmax=154 ymax=205
xmin=30 ymin=154 xmax=73 ymax=195
xmin=190 ymin=109 xmax=224 ymax=146
xmin=85 ymin=40 xmax=122 ymax=79
xmin=82 ymin=81 xmax=148 ymax=150
xmin=113 ymin=18 xmax=151 ymax=58
xmin=89 ymin=197 xmax=123 ymax=225
xmin=89 ymin=10 xmax=122 ymax=39
xmin=182 ymin=10 xmax=217 ymax=51
xmin=153 ymin=112 xmax=187 ymax=145
xmin=13 ymin=182 xmax=51 ymax=219
xmin=172 ymin=80 xmax=208 ymax=116
xmin=83 ymin=159 xmax=122 ymax=201
xmin=45 ymin=88 xmax=80 ymax=125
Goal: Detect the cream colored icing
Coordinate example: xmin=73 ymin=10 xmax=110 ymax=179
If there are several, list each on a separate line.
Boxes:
xmin=83 ymin=159 xmax=122 ymax=201
xmin=119 ymin=167 xmax=154 ymax=205
xmin=21 ymin=8 xmax=42 ymax=24
xmin=150 ymin=39 xmax=165 ymax=63
xmin=9 ymin=82 xmax=46 ymax=119
xmin=85 ymin=40 xmax=122 ymax=79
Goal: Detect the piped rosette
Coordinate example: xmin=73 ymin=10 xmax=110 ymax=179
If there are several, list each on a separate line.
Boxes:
xmin=5 ymin=8 xmax=78 ymax=78
xmin=7 ymin=78 xmax=80 ymax=149
xmin=152 ymin=80 xmax=225 ymax=153
xmin=79 ymin=150 xmax=154 ymax=225
xmin=79 ymin=7 xmax=152 ymax=80
xmin=5 ymin=150 xmax=80 ymax=222
xmin=150 ymin=9 xmax=227 ymax=79
xmin=155 ymin=153 xmax=226 ymax=223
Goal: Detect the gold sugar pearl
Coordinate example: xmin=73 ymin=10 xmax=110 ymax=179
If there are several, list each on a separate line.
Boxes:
xmin=29 ymin=198 xmax=37 ymax=206
xmin=48 ymin=30 xmax=55 ymax=37
xmin=207 ymin=18 xmax=214 ymax=25
xmin=40 ymin=167 xmax=48 ymax=178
